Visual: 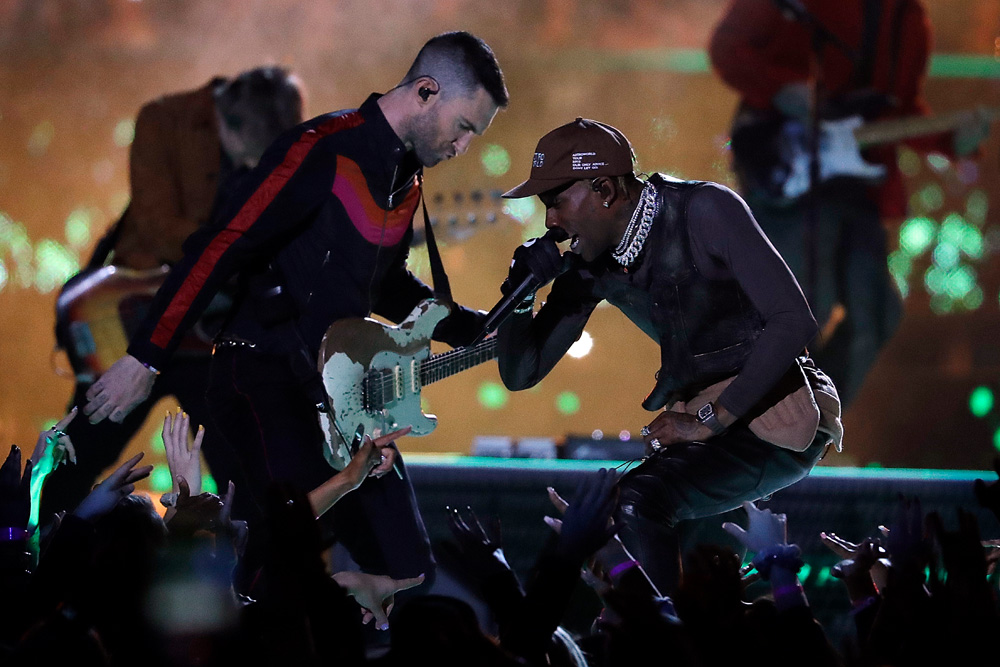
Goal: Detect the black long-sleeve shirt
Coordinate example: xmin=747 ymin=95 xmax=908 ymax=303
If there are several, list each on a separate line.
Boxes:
xmin=128 ymin=94 xmax=480 ymax=369
xmin=497 ymin=183 xmax=817 ymax=418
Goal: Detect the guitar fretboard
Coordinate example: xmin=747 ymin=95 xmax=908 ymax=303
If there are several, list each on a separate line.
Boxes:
xmin=855 ymin=107 xmax=1000 ymax=148
xmin=421 ymin=337 xmax=497 ymax=385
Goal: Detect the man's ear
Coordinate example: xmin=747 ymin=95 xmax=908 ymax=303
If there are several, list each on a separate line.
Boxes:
xmin=415 ymin=76 xmax=440 ymax=105
xmin=591 ymin=176 xmax=615 ymax=205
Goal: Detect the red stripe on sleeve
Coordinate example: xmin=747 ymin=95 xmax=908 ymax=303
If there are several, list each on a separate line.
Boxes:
xmin=149 ymin=111 xmax=364 ymax=348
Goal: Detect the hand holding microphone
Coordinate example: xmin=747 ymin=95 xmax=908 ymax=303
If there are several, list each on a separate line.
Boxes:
xmin=502 ymin=228 xmax=568 ymax=296
xmin=471 ymin=229 xmax=571 ymax=346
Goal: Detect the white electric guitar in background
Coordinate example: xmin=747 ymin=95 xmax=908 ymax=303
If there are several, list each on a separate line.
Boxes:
xmin=317 ymin=299 xmax=497 ymax=471
xmin=731 ymin=106 xmax=1000 ymax=206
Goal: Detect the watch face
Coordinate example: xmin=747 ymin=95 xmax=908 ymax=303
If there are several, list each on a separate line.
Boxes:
xmin=697 ymin=403 xmax=713 ymax=421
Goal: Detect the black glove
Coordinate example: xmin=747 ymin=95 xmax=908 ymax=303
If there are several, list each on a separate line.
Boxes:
xmin=502 ymin=232 xmax=564 ymax=296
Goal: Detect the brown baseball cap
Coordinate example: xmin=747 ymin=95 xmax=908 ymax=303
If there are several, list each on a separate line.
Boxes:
xmin=502 ymin=118 xmax=635 ymax=199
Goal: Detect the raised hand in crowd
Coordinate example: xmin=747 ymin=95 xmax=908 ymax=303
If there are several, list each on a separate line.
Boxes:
xmin=72 ymin=453 xmax=152 ymax=523
xmin=973 ymin=458 xmax=1000 ymax=523
xmin=722 ymin=500 xmax=787 ymax=553
xmin=544 ymin=467 xmax=619 ymax=562
xmin=30 ymin=407 xmax=77 ymax=471
xmin=308 ymin=426 xmax=411 ymax=518
xmin=822 ymin=529 xmax=889 ymax=598
xmin=166 ymin=476 xmax=223 ymax=539
xmin=546 ymin=481 xmax=660 ymax=599
xmin=332 ymin=570 xmax=425 ymax=631
xmin=446 ymin=505 xmax=513 ymax=580
xmin=82 ymin=354 xmax=156 ymax=424
xmin=162 ymin=409 xmax=204 ymax=496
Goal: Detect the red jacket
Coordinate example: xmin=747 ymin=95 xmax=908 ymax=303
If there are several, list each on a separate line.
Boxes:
xmin=709 ymin=0 xmax=954 ymax=218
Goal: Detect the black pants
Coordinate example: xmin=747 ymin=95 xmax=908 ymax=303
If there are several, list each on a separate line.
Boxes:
xmin=615 ymin=425 xmax=828 ymax=596
xmin=41 ymin=356 xmax=248 ymax=522
xmin=204 ymin=345 xmax=434 ymax=583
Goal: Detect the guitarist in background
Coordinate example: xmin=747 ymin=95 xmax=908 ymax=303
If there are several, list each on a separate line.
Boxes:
xmin=45 ymin=68 xmax=305 ymax=521
xmin=709 ymin=0 xmax=990 ymax=406
xmin=82 ymin=32 xmax=506 ymax=589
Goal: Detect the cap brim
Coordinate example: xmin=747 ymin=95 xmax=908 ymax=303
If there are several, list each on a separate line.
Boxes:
xmin=501 ymin=176 xmax=577 ymax=199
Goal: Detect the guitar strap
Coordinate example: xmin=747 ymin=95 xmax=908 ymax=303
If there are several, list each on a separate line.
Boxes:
xmin=885 ymin=0 xmax=911 ymax=96
xmin=853 ymin=0 xmax=883 ymax=89
xmin=854 ymin=0 xmax=909 ymax=96
xmin=416 ymin=174 xmax=454 ymax=304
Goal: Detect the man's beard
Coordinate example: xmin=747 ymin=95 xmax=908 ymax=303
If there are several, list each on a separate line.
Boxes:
xmin=409 ymin=110 xmax=446 ymax=168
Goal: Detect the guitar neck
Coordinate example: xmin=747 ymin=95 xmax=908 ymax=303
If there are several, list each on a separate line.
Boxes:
xmin=420 ymin=337 xmax=497 ymax=386
xmin=855 ymin=107 xmax=1000 ymax=148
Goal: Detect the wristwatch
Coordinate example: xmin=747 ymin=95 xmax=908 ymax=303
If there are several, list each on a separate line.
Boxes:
xmin=696 ymin=402 xmax=727 ymax=436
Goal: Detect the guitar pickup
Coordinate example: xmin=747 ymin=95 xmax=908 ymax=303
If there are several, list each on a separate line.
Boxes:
xmin=393 ymin=365 xmax=403 ymax=400
xmin=410 ymin=359 xmax=420 ymax=393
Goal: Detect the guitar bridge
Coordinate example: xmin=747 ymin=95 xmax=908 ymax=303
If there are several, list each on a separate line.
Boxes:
xmin=363 ymin=369 xmax=391 ymax=412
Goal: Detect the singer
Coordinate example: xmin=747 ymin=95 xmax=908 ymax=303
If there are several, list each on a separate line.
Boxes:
xmin=80 ymin=32 xmax=508 ymax=590
xmin=496 ymin=118 xmax=843 ymax=595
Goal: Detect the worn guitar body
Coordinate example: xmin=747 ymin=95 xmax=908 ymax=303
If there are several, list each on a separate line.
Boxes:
xmin=317 ymin=300 xmax=450 ymax=471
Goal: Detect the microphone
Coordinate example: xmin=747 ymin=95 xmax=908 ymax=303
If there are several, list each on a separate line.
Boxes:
xmin=471 ymin=229 xmax=570 ymax=345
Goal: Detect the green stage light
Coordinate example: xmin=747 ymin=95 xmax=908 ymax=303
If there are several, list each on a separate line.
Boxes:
xmin=556 ymin=391 xmax=581 ymax=415
xmin=65 ymin=208 xmax=94 ymax=248
xmin=151 ymin=431 xmax=164 ymax=454
xmin=943 ymin=265 xmax=975 ymax=299
xmin=113 ymin=119 xmax=135 ymax=148
xmin=932 ymin=242 xmax=959 ymax=269
xmin=994 ymin=428 xmax=1000 ymax=453
xmin=887 ymin=250 xmax=911 ymax=298
xmin=919 ymin=184 xmax=944 ymax=212
xmin=33 ymin=240 xmax=78 ymax=294
xmin=798 ymin=563 xmax=811 ymax=582
xmin=926 ymin=153 xmax=951 ymax=173
xmin=478 ymin=382 xmax=509 ymax=410
xmin=969 ymin=386 xmax=993 ymax=418
xmin=899 ymin=217 xmax=936 ymax=255
xmin=203 ymin=475 xmax=218 ymax=494
xmin=924 ymin=266 xmax=946 ymax=295
xmin=963 ymin=285 xmax=984 ymax=311
xmin=929 ymin=293 xmax=954 ymax=315
xmin=150 ymin=466 xmax=172 ymax=493
xmin=503 ymin=198 xmax=536 ymax=225
xmin=480 ymin=144 xmax=511 ymax=177
xmin=966 ymin=190 xmax=989 ymax=225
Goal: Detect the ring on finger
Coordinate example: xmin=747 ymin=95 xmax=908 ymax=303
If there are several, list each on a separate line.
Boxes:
xmin=649 ymin=438 xmax=662 ymax=452
xmin=639 ymin=426 xmax=650 ymax=437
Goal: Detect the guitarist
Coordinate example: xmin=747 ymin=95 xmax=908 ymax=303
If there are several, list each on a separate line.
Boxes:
xmin=709 ymin=0 xmax=990 ymax=406
xmin=496 ymin=118 xmax=842 ymax=596
xmin=45 ymin=67 xmax=305 ymax=522
xmin=82 ymin=32 xmax=507 ymax=590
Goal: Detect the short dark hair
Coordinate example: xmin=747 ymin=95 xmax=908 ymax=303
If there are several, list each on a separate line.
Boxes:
xmin=218 ymin=65 xmax=304 ymax=138
xmin=404 ymin=31 xmax=508 ymax=108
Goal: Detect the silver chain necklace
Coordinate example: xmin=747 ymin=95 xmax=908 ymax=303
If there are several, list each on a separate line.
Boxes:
xmin=611 ymin=181 xmax=656 ymax=268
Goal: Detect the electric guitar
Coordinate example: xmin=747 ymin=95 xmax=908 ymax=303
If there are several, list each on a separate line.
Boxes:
xmin=730 ymin=106 xmax=1000 ymax=206
xmin=53 ymin=188 xmax=507 ymax=383
xmin=317 ymin=299 xmax=497 ymax=471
